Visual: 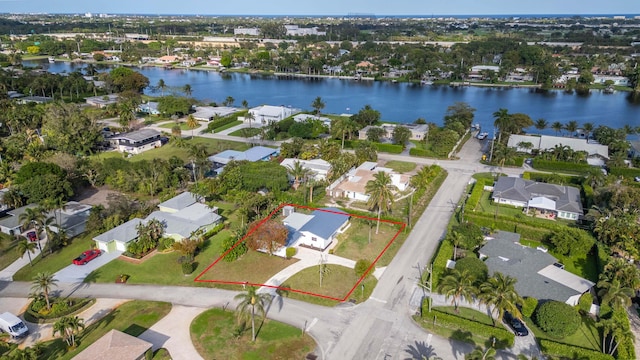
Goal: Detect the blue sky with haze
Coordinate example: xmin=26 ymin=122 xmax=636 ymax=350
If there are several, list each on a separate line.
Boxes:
xmin=1 ymin=0 xmax=638 ymax=15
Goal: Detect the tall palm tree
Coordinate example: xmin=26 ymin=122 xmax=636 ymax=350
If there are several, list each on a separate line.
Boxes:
xmin=17 ymin=238 xmax=36 ymax=266
xmin=331 ymin=117 xmax=358 ymax=149
xmin=19 ymin=206 xmax=45 ymax=234
xmin=224 ymin=96 xmax=235 ymax=107
xmin=534 ymin=118 xmax=548 ymax=132
xmin=437 ymin=269 xmax=477 ymax=311
xmin=31 ymin=272 xmax=58 ymax=311
xmin=311 ymin=96 xmax=325 ymax=115
xmin=183 ymin=83 xmax=192 ymax=97
xmin=241 ymin=99 xmax=249 ymax=109
xmin=465 ymin=346 xmax=496 ymax=360
xmin=597 ymin=278 xmax=634 ymax=309
xmin=582 ymin=122 xmax=594 ymax=139
xmin=479 ymin=273 xmax=523 ymax=326
xmin=156 ymin=79 xmax=166 ymax=96
xmin=564 ymin=120 xmax=579 ymax=137
xmin=53 ymin=316 xmax=85 ymax=347
xmin=492 ymin=108 xmax=510 ymax=144
xmin=551 ymin=121 xmax=563 ymax=136
xmin=234 ymin=286 xmax=272 ymax=341
xmin=286 ymin=161 xmax=312 ymax=190
xmin=365 ymin=172 xmax=397 ymax=234
xmin=410 ymin=165 xmax=439 ymax=190
xmin=186 ymin=114 xmax=199 ymax=139
xmin=448 ymin=231 xmax=464 ymax=260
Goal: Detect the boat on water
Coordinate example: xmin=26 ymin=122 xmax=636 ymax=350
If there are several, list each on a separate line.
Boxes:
xmin=48 ymin=57 xmax=55 ymax=63
xmin=421 ymin=79 xmax=434 ymax=85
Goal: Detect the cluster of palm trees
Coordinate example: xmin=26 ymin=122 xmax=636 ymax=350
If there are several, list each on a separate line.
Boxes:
xmin=534 ymin=118 xmax=594 ymax=138
xmin=16 ymin=202 xmax=67 ymax=265
xmin=285 ymin=161 xmax=319 ymax=203
xmin=437 ymin=269 xmax=523 ymax=327
xmin=53 ymin=316 xmax=85 ymax=348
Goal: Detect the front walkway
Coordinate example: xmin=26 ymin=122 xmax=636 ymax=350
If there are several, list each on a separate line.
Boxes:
xmin=139 ymin=305 xmax=207 ymax=360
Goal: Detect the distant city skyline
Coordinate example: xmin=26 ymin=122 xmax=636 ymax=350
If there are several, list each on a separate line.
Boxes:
xmin=1 ymin=0 xmax=638 ymax=16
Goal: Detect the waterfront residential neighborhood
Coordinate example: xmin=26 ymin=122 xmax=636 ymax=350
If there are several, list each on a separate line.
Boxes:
xmin=1 ymin=4 xmax=640 ymax=360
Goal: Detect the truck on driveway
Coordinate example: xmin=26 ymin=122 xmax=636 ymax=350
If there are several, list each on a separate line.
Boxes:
xmin=0 ymin=312 xmax=29 ymax=340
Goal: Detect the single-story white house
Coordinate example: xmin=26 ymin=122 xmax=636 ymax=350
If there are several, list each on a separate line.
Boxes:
xmin=507 ymin=134 xmax=609 ymax=165
xmin=293 ymin=114 xmax=332 ymax=128
xmin=85 ymin=94 xmax=119 ymax=108
xmin=248 ymin=105 xmax=300 ymax=124
xmin=280 ymin=158 xmax=332 ymax=181
xmin=94 ymin=218 xmax=145 ymax=253
xmin=359 ymin=123 xmax=428 ymax=142
xmin=327 ymin=161 xmax=410 ymax=202
xmin=209 ymin=146 xmax=279 ymax=174
xmin=192 ymin=106 xmax=239 ymax=121
xmin=282 ymin=206 xmax=350 ymax=251
xmin=108 ymin=129 xmax=163 ymax=155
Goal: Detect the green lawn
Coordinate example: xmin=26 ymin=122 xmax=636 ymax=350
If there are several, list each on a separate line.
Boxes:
xmin=334 ymin=220 xmax=403 ymax=265
xmin=383 ymin=160 xmax=416 ymax=173
xmin=37 ymin=301 xmax=171 ymax=360
xmin=525 ymin=316 xmax=601 ymax=352
xmin=190 ymin=308 xmax=316 ymax=359
xmin=435 ymin=306 xmax=496 ymax=326
xmin=152 ymin=348 xmax=172 ymax=360
xmin=93 ymin=137 xmax=249 ymax=163
xmin=0 ymin=234 xmax=22 ymax=271
xmin=159 ymin=121 xmax=199 ymax=131
xmin=212 ymin=120 xmax=242 ymax=133
xmin=13 ymin=235 xmax=97 ymax=281
xmin=229 ymin=127 xmax=262 ymax=137
xmin=282 ymin=265 xmax=377 ymax=306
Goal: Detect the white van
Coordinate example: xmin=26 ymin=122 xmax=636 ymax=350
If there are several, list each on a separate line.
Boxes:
xmin=0 ymin=312 xmax=29 ymax=339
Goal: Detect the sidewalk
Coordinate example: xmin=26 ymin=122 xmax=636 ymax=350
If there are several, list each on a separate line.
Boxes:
xmin=0 ymin=238 xmax=47 ymax=281
xmin=139 ymin=305 xmax=207 ymax=360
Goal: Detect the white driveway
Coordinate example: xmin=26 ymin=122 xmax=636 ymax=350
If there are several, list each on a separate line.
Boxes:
xmin=53 ymin=251 xmax=122 ymax=283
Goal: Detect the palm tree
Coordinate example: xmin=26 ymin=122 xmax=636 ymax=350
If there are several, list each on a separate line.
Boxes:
xmin=331 ymin=117 xmax=358 ymax=149
xmin=551 ymin=121 xmax=563 ymax=136
xmin=492 ymin=108 xmax=510 ymax=144
xmin=410 ymin=165 xmax=439 ymax=190
xmin=448 ymin=231 xmax=464 ymax=260
xmin=311 ymin=96 xmax=325 ymax=115
xmin=582 ymin=122 xmax=594 ymax=139
xmin=156 ymin=79 xmax=166 ymax=96
xmin=534 ymin=118 xmax=548 ymax=132
xmin=17 ymin=238 xmax=36 ymax=266
xmin=286 ymin=161 xmax=312 ymax=190
xmin=224 ymin=96 xmax=235 ymax=107
xmin=183 ymin=84 xmax=192 ymax=97
xmin=564 ymin=120 xmax=579 ymax=137
xmin=53 ymin=316 xmax=85 ymax=348
xmin=31 ymin=272 xmax=58 ymax=311
xmin=465 ymin=346 xmax=496 ymax=360
xmin=437 ymin=269 xmax=477 ymax=311
xmin=1 ymin=188 xmax=23 ymax=209
xmin=186 ymin=114 xmax=199 ymax=139
xmin=365 ymin=172 xmax=397 ymax=234
xmin=234 ymin=286 xmax=272 ymax=342
xmin=597 ymin=278 xmax=633 ymax=309
xmin=245 ymin=111 xmax=255 ymax=131
xmin=19 ymin=206 xmax=45 ymax=234
xmin=479 ymin=272 xmax=523 ymax=326
xmin=241 ymin=99 xmax=249 ymax=109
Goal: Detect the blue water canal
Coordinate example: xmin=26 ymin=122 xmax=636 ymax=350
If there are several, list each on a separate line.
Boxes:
xmin=29 ymin=60 xmax=640 ymax=133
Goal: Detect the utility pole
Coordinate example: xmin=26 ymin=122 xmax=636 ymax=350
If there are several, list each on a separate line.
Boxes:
xmin=489 ymin=128 xmax=496 ymax=162
xmin=417 ymin=263 xmax=434 ymax=313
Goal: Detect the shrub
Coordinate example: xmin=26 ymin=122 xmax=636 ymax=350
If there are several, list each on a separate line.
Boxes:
xmin=431 ymin=238 xmax=454 ymax=287
xmin=285 ymin=247 xmax=296 ymax=259
xmin=533 ymin=300 xmax=581 ymax=338
xmin=157 ymin=237 xmax=175 ymax=251
xmin=532 ymin=160 xmax=592 ymax=174
xmin=466 ymin=179 xmax=485 ymax=210
xmin=354 ymin=259 xmax=373 ymax=278
xmin=222 ymin=236 xmax=247 ymax=262
xmin=50 ymin=301 xmax=69 ymax=316
xmin=539 ymin=339 xmax=614 ymax=360
xmin=454 ymin=256 xmax=487 ymax=283
xmin=577 ymin=293 xmax=593 ymax=315
xmin=182 ymin=262 xmax=195 ymax=275
xmin=374 ymin=143 xmax=403 ymax=154
xmin=521 ymin=297 xmax=538 ymax=318
xmin=451 ymin=222 xmax=483 ymax=250
xmin=206 ymin=115 xmax=240 ymax=132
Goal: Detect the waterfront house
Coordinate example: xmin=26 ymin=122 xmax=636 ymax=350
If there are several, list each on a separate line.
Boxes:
xmin=108 ymin=129 xmax=163 ymax=155
xmin=192 ymin=106 xmax=239 ymax=122
xmin=208 ymin=146 xmax=279 ymax=174
xmin=293 ymin=113 xmax=332 ymax=128
xmin=85 ymin=94 xmax=119 ymax=108
xmin=479 ymin=231 xmax=594 ymax=306
xmin=248 ymin=105 xmax=300 ymax=124
xmin=359 ymin=123 xmax=428 ymax=142
xmin=327 ymin=161 xmax=410 ymax=202
xmin=492 ymin=176 xmax=583 ymax=221
xmin=507 ymin=134 xmax=609 ymax=165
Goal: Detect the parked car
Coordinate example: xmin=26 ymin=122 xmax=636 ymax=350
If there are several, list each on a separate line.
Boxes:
xmin=26 ymin=231 xmax=37 ymax=242
xmin=503 ymin=311 xmax=529 ymax=336
xmin=0 ymin=312 xmax=29 ymax=340
xmin=73 ymin=249 xmax=102 ymax=265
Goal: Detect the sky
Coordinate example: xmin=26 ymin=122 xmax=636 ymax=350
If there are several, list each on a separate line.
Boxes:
xmin=1 ymin=0 xmax=638 ymax=16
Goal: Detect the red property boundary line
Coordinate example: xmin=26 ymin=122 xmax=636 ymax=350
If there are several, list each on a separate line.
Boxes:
xmin=194 ymin=203 xmax=406 ymax=302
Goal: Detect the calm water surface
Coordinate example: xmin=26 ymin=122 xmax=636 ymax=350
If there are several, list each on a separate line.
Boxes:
xmin=29 ymin=61 xmax=640 ymax=133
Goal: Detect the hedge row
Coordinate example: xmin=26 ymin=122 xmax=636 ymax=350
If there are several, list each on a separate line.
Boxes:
xmin=539 ymin=339 xmax=614 ymax=360
xmin=522 ymin=171 xmax=583 ymax=186
xmin=465 ymin=212 xmax=552 ymax=243
xmin=374 ymin=143 xmax=403 ymax=154
xmin=420 ymin=305 xmax=515 ymax=348
xmin=609 ymin=166 xmax=640 ymax=178
xmin=531 ymin=160 xmax=592 ymax=174
xmin=467 ymin=179 xmax=486 ymax=211
xmin=431 ymin=239 xmax=453 ymax=287
xmin=410 ymin=148 xmax=430 ymax=157
xmin=26 ymin=298 xmax=95 ymax=323
xmin=206 ymin=114 xmax=241 ymax=132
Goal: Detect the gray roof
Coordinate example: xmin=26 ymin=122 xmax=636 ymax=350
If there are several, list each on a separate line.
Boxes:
xmin=94 ymin=218 xmax=144 ymax=244
xmin=479 ymin=231 xmax=594 ymax=303
xmin=208 ymin=146 xmax=278 ymax=164
xmin=158 ymin=192 xmax=199 ymax=211
xmin=147 ymin=203 xmax=221 ymax=238
xmin=493 ymin=177 xmax=583 ymax=214
xmin=299 ymin=208 xmax=349 ymax=240
xmin=192 ymin=106 xmax=238 ymax=120
xmin=0 ymin=204 xmax=39 ymax=230
xmin=508 ymin=134 xmax=609 ymax=159
xmin=110 ymin=129 xmax=161 ymax=143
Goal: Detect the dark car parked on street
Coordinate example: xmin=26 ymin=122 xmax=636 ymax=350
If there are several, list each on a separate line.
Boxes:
xmin=503 ymin=311 xmax=529 ymax=336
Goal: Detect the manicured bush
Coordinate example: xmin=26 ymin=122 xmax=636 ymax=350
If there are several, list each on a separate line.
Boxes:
xmin=285 ymin=247 xmax=297 ymax=259
xmin=539 ymin=339 xmax=614 ymax=360
xmin=454 ymin=256 xmax=487 ymax=283
xmin=26 ymin=298 xmax=95 ymax=323
xmin=582 ymin=183 xmax=594 ymax=208
xmin=206 ymin=114 xmax=241 ymax=132
xmin=466 ymin=179 xmax=485 ymax=210
xmin=451 ymin=222 xmax=484 ymax=250
xmin=374 ymin=143 xmax=403 ymax=154
xmin=431 ymin=238 xmax=454 ymax=287
xmin=182 ymin=261 xmax=195 ymax=275
xmin=157 ymin=237 xmax=175 ymax=251
xmin=354 ymin=259 xmax=373 ymax=278
xmin=609 ymin=166 xmax=640 ymax=178
xmin=577 ymin=293 xmax=593 ymax=315
xmin=532 ymin=160 xmax=592 ymax=174
xmin=521 ymin=297 xmax=538 ymax=318
xmin=533 ymin=300 xmax=581 ymax=338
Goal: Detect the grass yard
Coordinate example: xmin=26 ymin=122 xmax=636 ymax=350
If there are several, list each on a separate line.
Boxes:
xmin=282 ymin=265 xmax=377 ymax=306
xmin=228 ymin=127 xmax=262 ymax=137
xmin=196 ymin=250 xmax=297 ymax=286
xmin=333 ymin=220 xmax=404 ymax=266
xmin=13 ymin=235 xmax=97 ymax=281
xmin=435 ymin=306 xmax=496 ymax=326
xmin=212 ymin=120 xmax=242 ymax=133
xmin=384 ymin=160 xmax=416 ymax=173
xmin=525 ymin=316 xmax=601 ymax=352
xmin=159 ymin=121 xmax=198 ymax=131
xmin=38 ymin=300 xmax=171 ymax=360
xmin=152 ymin=348 xmax=173 ymax=360
xmin=88 ymin=230 xmax=230 ymax=286
xmin=0 ymin=234 xmax=22 ymax=271
xmin=190 ymin=308 xmax=316 ymax=360
xmin=93 ymin=137 xmax=249 ymax=163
